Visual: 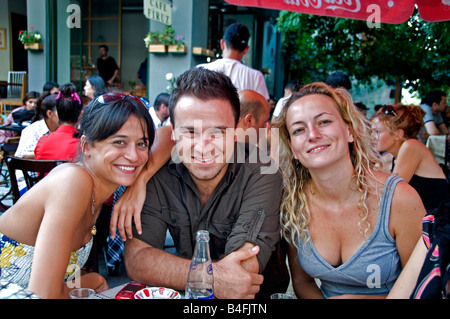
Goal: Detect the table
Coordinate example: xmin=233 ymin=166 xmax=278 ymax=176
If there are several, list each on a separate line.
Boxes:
xmin=93 ymin=283 xmax=185 ymax=299
xmin=93 ymin=283 xmax=127 ymax=299
xmin=426 ymin=135 xmax=447 ymax=165
xmin=0 ymin=280 xmax=40 ymax=299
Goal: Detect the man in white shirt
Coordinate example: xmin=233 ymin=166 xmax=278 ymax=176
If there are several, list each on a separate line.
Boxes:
xmin=197 ymin=23 xmax=269 ymax=100
xmin=272 ymin=79 xmax=301 ymax=118
xmin=149 ymin=93 xmax=170 ymax=129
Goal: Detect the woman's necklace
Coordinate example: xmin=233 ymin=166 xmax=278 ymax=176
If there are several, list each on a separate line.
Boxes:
xmin=91 ymin=191 xmax=97 ymax=235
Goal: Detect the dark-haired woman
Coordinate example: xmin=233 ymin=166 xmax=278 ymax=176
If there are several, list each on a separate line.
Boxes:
xmin=83 ymin=75 xmax=108 ymax=100
xmin=14 ymin=92 xmax=59 ymax=158
xmin=0 ymin=91 xmax=40 ymax=143
xmin=0 ymin=93 xmax=155 ymax=298
xmin=34 ymin=83 xmax=83 ymax=161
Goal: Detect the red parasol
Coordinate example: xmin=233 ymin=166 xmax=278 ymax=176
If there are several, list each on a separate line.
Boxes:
xmin=224 ymin=0 xmax=450 ymax=24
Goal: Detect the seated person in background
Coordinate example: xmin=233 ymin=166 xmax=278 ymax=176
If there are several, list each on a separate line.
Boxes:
xmin=149 ymin=92 xmax=170 ymax=129
xmin=34 ymin=83 xmax=83 ymax=161
xmin=124 ymin=68 xmax=289 ymax=299
xmin=419 ymin=90 xmax=448 ymax=137
xmin=83 ymin=75 xmax=108 ymax=101
xmin=42 ymin=81 xmax=59 ymax=95
xmin=272 ymin=82 xmax=425 ymax=299
xmin=237 ymin=89 xmax=271 ymax=137
xmin=0 ymin=93 xmax=155 ymax=298
xmin=0 ymin=91 xmax=40 ymax=143
xmin=371 ymin=104 xmax=449 ymax=212
xmin=325 ymin=71 xmax=352 ymax=91
xmin=272 ymin=79 xmax=302 ymax=118
xmin=14 ymin=92 xmax=59 ymax=159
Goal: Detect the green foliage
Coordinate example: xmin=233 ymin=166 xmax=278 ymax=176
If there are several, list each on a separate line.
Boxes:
xmin=276 ymin=10 xmax=449 ymax=98
xmin=144 ymin=25 xmax=185 ymax=47
xmin=18 ymin=26 xmax=42 ymax=44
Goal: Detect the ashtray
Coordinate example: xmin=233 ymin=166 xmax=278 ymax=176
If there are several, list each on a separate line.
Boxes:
xmin=134 ymin=287 xmax=181 ymax=299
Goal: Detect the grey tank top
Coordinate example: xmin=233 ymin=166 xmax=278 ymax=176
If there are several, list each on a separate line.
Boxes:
xmin=297 ymin=174 xmax=404 ymax=298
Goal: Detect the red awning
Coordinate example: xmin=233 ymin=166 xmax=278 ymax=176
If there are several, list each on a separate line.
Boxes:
xmin=224 ymin=0 xmax=450 ymax=24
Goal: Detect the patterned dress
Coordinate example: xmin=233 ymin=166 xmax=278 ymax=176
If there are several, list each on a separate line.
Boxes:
xmin=0 ymin=232 xmax=93 ymax=289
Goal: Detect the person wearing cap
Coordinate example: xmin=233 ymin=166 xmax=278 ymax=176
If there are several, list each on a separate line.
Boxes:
xmin=197 ymin=23 xmax=270 ymax=100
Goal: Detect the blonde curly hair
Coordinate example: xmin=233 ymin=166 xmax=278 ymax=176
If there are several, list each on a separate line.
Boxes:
xmin=272 ymin=82 xmax=381 ymax=245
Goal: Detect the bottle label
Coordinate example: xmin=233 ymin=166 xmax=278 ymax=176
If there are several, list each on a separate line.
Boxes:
xmin=197 ymin=289 xmax=214 ymax=299
xmin=207 ymin=264 xmax=213 ymax=275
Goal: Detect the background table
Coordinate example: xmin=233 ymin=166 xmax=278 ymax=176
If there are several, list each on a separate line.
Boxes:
xmin=426 ymin=135 xmax=446 ymax=165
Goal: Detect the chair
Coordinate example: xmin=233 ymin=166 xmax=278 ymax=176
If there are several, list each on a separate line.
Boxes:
xmin=7 ymin=71 xmax=27 ymax=99
xmin=0 ymin=138 xmax=21 ymax=208
xmin=0 ymin=72 xmax=28 ymax=116
xmin=5 ymin=155 xmax=66 ymax=204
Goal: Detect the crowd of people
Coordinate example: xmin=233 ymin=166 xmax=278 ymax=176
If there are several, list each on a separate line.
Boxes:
xmin=0 ymin=23 xmax=448 ymax=300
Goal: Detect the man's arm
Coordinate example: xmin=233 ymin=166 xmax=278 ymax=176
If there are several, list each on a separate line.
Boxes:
xmin=108 ymin=69 xmax=119 ymax=85
xmin=424 ymin=121 xmax=443 ymax=135
xmin=437 ymin=122 xmax=448 ymax=135
xmin=125 ymin=238 xmax=263 ymax=298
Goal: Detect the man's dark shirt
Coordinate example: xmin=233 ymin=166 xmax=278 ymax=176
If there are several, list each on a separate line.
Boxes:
xmin=133 ymin=143 xmax=289 ymax=298
xmin=97 ymin=56 xmax=119 ymax=84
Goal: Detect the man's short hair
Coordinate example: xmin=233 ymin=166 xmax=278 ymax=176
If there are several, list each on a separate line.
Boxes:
xmin=153 ymin=93 xmax=170 ymax=111
xmin=326 ymin=71 xmax=352 ymax=90
xmin=223 ymin=23 xmax=250 ymax=52
xmin=99 ymin=44 xmax=109 ymax=52
xmin=169 ymin=67 xmax=240 ymax=127
xmin=284 ymin=79 xmax=302 ymax=94
xmin=424 ymin=90 xmax=447 ymax=106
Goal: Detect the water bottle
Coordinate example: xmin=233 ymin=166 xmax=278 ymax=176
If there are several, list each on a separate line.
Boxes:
xmin=185 ymin=230 xmax=214 ymax=299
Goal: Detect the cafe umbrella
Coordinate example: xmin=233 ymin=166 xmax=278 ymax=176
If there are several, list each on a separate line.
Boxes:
xmin=224 ymin=0 xmax=450 ymax=23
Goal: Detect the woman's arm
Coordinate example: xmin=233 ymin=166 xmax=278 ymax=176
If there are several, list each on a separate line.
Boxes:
xmin=27 ymin=177 xmax=92 ymax=298
xmin=390 ymin=181 xmax=426 ymax=268
xmin=387 ymin=238 xmax=427 ymax=299
xmin=110 ymin=125 xmax=174 ymax=240
xmin=287 ymin=244 xmax=324 ymax=299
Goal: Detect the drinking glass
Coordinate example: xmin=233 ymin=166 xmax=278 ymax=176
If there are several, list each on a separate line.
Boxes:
xmin=69 ymin=288 xmax=95 ymax=299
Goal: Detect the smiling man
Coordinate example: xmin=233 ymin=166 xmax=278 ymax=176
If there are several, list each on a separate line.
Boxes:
xmin=124 ymin=67 xmax=289 ymax=299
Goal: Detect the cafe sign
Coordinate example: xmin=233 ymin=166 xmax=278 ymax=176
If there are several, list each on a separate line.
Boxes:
xmin=144 ymin=0 xmax=172 ymax=25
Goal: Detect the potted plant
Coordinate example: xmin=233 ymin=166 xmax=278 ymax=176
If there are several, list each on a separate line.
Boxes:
xmin=144 ymin=25 xmax=187 ymax=54
xmin=19 ymin=26 xmax=43 ymax=50
xmin=168 ymin=35 xmax=187 ymax=54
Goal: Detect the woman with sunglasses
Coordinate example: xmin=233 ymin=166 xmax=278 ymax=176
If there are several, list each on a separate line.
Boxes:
xmin=273 ymin=83 xmax=425 ymax=298
xmin=371 ymin=104 xmax=448 ymax=212
xmin=0 ymin=93 xmax=155 ymax=298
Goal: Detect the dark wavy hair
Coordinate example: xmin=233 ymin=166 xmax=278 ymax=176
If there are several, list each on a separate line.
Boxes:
xmin=77 ymin=94 xmax=155 ymax=151
xmin=31 ymin=91 xmax=57 ymax=123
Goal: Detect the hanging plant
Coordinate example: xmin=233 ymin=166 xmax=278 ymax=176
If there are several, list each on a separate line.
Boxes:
xmin=18 ymin=26 xmax=42 ymax=45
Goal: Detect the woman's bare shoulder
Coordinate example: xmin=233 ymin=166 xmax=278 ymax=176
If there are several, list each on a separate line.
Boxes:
xmin=42 ymin=162 xmax=94 ymax=192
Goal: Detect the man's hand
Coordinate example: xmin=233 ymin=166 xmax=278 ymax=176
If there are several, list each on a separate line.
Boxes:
xmin=213 ymin=246 xmax=263 ymax=299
